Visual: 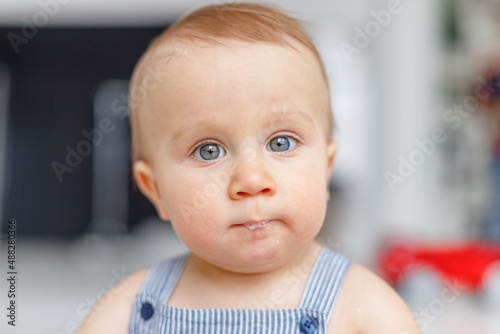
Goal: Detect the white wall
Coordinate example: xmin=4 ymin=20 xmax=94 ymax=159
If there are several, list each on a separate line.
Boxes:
xmin=0 ymin=0 xmax=446 ymax=264
xmin=0 ymin=0 xmax=376 ymax=26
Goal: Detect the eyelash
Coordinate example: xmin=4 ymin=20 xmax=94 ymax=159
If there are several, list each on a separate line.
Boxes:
xmin=189 ymin=140 xmax=225 ymax=158
xmin=267 ymin=133 xmax=301 ymax=153
xmin=189 ymin=133 xmax=302 ymax=161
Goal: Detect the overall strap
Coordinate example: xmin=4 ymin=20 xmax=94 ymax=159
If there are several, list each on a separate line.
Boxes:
xmin=299 ymin=247 xmax=351 ymax=322
xmin=140 ymin=252 xmax=190 ymax=304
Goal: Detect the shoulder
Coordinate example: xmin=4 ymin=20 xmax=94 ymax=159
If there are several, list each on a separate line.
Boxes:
xmin=75 ymin=266 xmax=150 ymax=334
xmin=328 ymin=263 xmax=422 ymax=334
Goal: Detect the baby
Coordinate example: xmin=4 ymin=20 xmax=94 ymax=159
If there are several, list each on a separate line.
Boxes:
xmin=77 ymin=3 xmax=421 ymax=333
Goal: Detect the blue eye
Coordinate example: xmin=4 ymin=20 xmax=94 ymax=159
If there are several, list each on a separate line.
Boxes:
xmin=267 ymin=136 xmax=297 ymax=152
xmin=195 ymin=143 xmax=226 ymax=161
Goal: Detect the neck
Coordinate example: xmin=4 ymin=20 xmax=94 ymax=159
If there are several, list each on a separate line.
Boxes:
xmin=187 ymin=241 xmax=323 ymax=288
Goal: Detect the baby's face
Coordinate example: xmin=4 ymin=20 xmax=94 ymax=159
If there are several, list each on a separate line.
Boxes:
xmin=135 ymin=41 xmax=336 ymax=273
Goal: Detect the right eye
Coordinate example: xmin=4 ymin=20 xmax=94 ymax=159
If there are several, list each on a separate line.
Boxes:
xmin=193 ymin=143 xmax=226 ymax=161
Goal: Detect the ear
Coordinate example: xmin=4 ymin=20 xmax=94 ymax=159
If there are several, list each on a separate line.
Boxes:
xmin=326 ymin=140 xmax=338 ymax=178
xmin=325 ymin=141 xmax=338 ymax=201
xmin=133 ymin=160 xmax=169 ymax=221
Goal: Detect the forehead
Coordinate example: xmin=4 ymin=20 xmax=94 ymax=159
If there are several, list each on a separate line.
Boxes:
xmin=141 ymin=40 xmax=329 ymax=138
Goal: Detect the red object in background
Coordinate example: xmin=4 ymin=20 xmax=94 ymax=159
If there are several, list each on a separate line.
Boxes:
xmin=379 ymin=239 xmax=500 ymax=292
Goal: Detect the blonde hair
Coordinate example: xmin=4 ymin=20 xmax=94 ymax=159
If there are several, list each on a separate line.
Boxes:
xmin=129 ymin=2 xmax=333 ymax=161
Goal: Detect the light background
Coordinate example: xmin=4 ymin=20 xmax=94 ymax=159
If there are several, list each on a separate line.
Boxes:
xmin=0 ymin=0 xmax=499 ymax=333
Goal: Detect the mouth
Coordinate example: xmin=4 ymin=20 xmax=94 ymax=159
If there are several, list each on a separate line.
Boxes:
xmin=232 ymin=219 xmax=271 ymax=230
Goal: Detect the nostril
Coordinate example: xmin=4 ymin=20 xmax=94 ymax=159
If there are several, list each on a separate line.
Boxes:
xmin=235 ymin=188 xmax=272 ymax=197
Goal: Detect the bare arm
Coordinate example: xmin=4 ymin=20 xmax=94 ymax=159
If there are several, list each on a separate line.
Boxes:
xmin=75 ymin=268 xmax=149 ymax=334
xmin=351 ymin=264 xmax=421 ymax=334
xmin=329 ymin=263 xmax=422 ymax=334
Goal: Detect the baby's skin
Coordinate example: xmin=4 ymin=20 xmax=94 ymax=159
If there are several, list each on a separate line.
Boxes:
xmin=76 ymin=39 xmax=422 ymax=334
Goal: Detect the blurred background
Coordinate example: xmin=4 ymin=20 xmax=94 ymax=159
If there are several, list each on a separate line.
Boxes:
xmin=0 ymin=0 xmax=499 ymax=333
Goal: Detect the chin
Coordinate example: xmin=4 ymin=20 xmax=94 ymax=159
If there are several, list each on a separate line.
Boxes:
xmin=225 ymin=242 xmax=297 ymax=273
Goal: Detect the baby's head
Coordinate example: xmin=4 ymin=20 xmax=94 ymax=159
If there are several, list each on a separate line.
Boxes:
xmin=129 ymin=3 xmax=338 ymax=273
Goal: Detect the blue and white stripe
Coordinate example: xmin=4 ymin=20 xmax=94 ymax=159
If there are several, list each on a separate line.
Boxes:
xmin=129 ymin=247 xmax=350 ymax=333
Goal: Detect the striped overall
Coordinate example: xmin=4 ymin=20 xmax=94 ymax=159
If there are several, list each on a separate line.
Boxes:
xmin=129 ymin=247 xmax=350 ymax=334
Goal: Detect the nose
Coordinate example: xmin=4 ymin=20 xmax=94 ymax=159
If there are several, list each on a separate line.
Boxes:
xmin=228 ymin=158 xmax=276 ymax=200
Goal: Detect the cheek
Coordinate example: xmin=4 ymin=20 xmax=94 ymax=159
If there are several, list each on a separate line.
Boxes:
xmin=159 ymin=167 xmax=224 ymax=230
xmin=291 ymin=148 xmax=329 ymax=192
xmin=282 ymin=156 xmax=329 ymax=227
xmin=294 ymin=178 xmax=328 ymax=223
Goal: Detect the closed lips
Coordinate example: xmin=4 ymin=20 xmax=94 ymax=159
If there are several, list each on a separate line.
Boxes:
xmin=233 ymin=220 xmax=270 ymax=230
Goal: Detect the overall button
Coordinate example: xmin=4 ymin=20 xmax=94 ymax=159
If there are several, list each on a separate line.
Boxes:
xmin=299 ymin=315 xmax=318 ymax=333
xmin=141 ymin=302 xmax=154 ymax=320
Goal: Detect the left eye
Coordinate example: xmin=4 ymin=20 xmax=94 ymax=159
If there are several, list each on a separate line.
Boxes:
xmin=267 ymin=136 xmax=297 ymax=152
xmin=194 ymin=143 xmax=226 ymax=161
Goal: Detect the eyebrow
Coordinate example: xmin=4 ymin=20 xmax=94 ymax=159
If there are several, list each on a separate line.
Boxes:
xmin=170 ymin=107 xmax=314 ymax=145
xmin=265 ymin=108 xmax=314 ymax=129
xmin=171 ymin=115 xmax=224 ymax=145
